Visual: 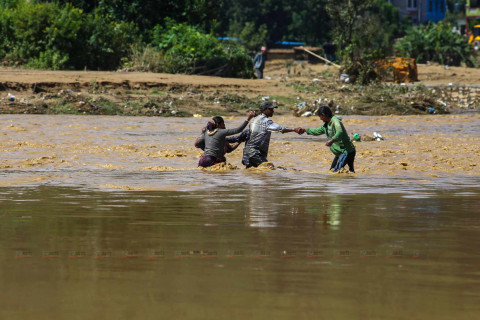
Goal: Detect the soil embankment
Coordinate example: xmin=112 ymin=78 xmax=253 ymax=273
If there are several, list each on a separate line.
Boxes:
xmin=0 ymin=62 xmax=478 ymax=116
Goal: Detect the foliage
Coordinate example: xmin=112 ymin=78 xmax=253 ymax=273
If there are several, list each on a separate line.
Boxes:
xmin=222 ymin=44 xmax=254 ymax=78
xmin=78 ymin=7 xmax=138 ymax=70
xmin=121 ymin=21 xmax=255 ymax=78
xmin=0 ymin=0 xmax=473 ymax=78
xmin=227 ymin=21 xmax=268 ymax=52
xmin=219 ymin=0 xmax=331 ymax=48
xmin=0 ymin=0 xmax=138 ymax=70
xmin=123 ymin=44 xmax=165 ymax=72
xmin=142 ymin=20 xmax=253 ymax=77
xmin=152 ymin=19 xmax=224 ymax=63
xmin=326 ymin=0 xmax=402 ymax=84
xmin=395 ymin=21 xmax=475 ymax=66
xmin=46 ymin=0 xmax=221 ymax=36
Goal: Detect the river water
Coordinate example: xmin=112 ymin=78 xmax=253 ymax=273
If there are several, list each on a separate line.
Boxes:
xmin=1 ymin=114 xmax=479 ymax=319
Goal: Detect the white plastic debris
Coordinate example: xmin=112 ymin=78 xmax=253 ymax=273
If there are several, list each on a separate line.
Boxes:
xmin=373 ymin=132 xmax=384 ymax=141
xmin=437 ymin=100 xmax=447 ymax=107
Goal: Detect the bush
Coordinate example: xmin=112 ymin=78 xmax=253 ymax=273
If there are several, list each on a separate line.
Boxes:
xmin=151 ymin=20 xmax=225 ymax=71
xmin=223 ymin=44 xmax=254 ymax=78
xmin=395 ymin=21 xmax=475 ymax=67
xmin=76 ymin=8 xmax=138 ymax=70
xmin=122 ymin=44 xmax=165 ymax=72
xmin=0 ymin=0 xmax=138 ymax=70
xmin=142 ymin=20 xmax=254 ymax=78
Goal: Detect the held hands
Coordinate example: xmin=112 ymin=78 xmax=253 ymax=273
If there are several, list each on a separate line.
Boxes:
xmin=294 ymin=127 xmax=306 ymax=135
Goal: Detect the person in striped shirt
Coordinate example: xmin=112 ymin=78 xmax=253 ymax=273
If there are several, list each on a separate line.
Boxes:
xmin=241 ymin=101 xmax=302 ymax=168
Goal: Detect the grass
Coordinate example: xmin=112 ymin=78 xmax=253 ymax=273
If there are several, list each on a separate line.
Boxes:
xmin=269 ymin=95 xmax=298 ymax=107
xmin=124 ymin=90 xmax=147 ymax=95
xmin=48 ymin=102 xmax=79 ymax=114
xmin=285 ymin=81 xmax=321 ymax=93
xmin=206 ymin=93 xmax=257 ymax=110
xmin=149 ymin=88 xmax=167 ymax=95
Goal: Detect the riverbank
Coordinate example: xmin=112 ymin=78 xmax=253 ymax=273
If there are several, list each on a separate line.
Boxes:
xmin=0 ymin=62 xmax=478 ymax=117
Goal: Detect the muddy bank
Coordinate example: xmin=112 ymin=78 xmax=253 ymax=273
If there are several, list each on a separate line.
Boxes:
xmin=0 ymin=64 xmax=477 ymax=117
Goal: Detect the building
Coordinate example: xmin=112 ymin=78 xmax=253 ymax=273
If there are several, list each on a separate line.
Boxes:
xmin=466 ymin=0 xmax=480 ymax=31
xmin=388 ymin=0 xmax=446 ymax=24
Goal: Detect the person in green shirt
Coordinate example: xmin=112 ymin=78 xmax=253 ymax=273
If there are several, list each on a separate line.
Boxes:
xmin=299 ymin=106 xmax=356 ymax=173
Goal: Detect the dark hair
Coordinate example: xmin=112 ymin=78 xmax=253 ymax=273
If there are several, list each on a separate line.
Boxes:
xmin=207 ymin=116 xmax=224 ymax=131
xmin=316 ymin=106 xmax=333 ymax=118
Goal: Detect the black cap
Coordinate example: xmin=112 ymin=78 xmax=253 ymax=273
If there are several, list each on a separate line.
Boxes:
xmin=260 ymin=101 xmax=278 ymax=111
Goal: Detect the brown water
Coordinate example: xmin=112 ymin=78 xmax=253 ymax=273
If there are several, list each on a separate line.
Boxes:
xmin=1 ymin=114 xmax=480 ymax=319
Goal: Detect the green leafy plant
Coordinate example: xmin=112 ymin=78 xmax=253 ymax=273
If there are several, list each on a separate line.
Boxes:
xmin=0 ymin=0 xmax=138 ymax=70
xmin=395 ymin=21 xmax=475 ymax=67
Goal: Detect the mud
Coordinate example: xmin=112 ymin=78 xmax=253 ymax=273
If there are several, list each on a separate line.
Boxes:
xmin=0 ymin=63 xmax=478 ymax=117
xmin=201 ymin=162 xmax=238 ymax=172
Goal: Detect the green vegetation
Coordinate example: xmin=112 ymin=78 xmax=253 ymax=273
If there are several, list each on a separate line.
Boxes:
xmin=0 ymin=0 xmax=476 ymax=80
xmin=145 ymin=20 xmax=254 ymax=77
xmin=395 ymin=21 xmax=475 ymax=67
xmin=327 ymin=0 xmax=406 ymax=84
xmin=0 ymin=1 xmax=136 ymax=70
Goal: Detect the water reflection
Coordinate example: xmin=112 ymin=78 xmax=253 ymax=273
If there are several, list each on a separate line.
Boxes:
xmin=1 ymin=183 xmax=480 ymax=319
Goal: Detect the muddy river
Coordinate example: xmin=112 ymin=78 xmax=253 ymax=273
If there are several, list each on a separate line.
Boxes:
xmin=1 ymin=114 xmax=479 ymax=319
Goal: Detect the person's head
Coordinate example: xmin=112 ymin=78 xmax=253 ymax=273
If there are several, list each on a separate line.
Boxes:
xmin=316 ymin=106 xmax=333 ymax=123
xmin=261 ymin=46 xmax=267 ymax=53
xmin=207 ymin=116 xmax=225 ymax=131
xmin=260 ymin=101 xmax=277 ymax=117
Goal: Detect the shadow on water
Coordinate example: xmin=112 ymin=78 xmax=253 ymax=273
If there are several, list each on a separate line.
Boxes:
xmin=0 ymin=181 xmax=479 ymax=320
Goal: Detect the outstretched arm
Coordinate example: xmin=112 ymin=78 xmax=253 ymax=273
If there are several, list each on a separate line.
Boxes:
xmin=265 ymin=120 xmax=298 ymax=134
xmin=226 ymin=129 xmax=250 ymax=143
xmin=306 ymin=126 xmax=326 ymax=136
xmin=281 ymin=127 xmax=304 ymax=134
xmin=224 ymin=111 xmax=256 ymax=136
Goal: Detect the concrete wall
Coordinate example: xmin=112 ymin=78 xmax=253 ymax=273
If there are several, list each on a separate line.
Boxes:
xmin=426 ymin=85 xmax=479 ymax=111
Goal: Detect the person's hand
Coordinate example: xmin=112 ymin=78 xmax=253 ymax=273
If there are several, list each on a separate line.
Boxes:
xmin=201 ymin=127 xmax=206 ymax=133
xmin=247 ymin=110 xmax=256 ymax=121
xmin=325 ymin=139 xmax=334 ymax=146
xmin=295 ymin=127 xmax=305 ymax=135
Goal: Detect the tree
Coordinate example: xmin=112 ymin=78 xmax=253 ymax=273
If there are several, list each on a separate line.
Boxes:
xmin=326 ymin=0 xmax=403 ymax=83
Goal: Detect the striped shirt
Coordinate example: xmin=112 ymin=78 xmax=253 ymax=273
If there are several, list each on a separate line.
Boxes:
xmin=242 ymin=114 xmax=286 ymax=165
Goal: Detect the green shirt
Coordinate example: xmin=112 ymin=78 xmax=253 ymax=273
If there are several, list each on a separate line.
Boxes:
xmin=306 ymin=116 xmax=355 ymax=156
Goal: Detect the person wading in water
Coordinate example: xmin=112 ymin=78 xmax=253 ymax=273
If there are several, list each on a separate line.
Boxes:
xmin=195 ymin=111 xmax=255 ymax=168
xmin=241 ymin=101 xmax=302 ymax=168
xmin=298 ymin=106 xmax=356 ymax=173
